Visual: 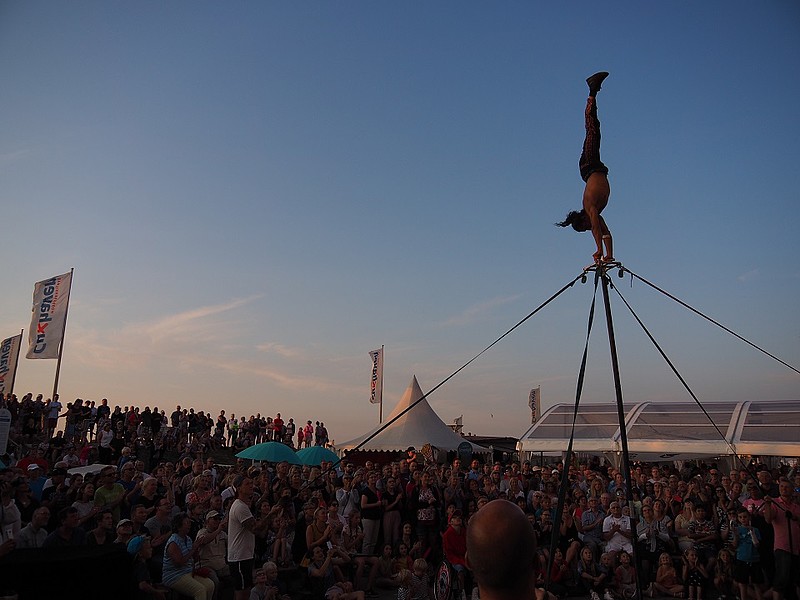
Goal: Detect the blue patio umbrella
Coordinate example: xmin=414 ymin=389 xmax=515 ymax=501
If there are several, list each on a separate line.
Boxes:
xmin=295 ymin=445 xmax=339 ymax=466
xmin=235 ymin=441 xmax=302 ymax=465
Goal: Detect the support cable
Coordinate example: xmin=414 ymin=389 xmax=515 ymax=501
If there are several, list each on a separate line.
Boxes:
xmin=609 ymin=281 xmax=773 ymax=488
xmin=342 ymin=272 xmax=585 ymax=458
xmin=623 ymin=268 xmax=799 ymax=375
xmin=546 ymin=269 xmax=601 ymax=586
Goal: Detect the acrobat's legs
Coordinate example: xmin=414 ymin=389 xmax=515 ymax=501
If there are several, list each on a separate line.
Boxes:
xmin=579 ymin=95 xmax=609 ymax=183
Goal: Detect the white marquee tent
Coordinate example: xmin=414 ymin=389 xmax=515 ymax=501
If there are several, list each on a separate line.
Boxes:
xmin=518 ymin=400 xmax=800 ymax=462
xmin=338 ymin=375 xmax=487 ymax=454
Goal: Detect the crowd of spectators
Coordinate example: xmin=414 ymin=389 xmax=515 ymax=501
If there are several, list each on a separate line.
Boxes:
xmin=1 ymin=392 xmax=799 ymax=600
xmin=1 ymin=392 xmax=331 ymax=470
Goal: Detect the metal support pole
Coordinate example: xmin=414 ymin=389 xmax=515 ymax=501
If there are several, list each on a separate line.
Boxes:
xmin=599 ymin=266 xmax=643 ymax=597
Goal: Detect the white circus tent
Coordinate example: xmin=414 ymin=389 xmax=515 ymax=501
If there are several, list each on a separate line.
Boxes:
xmin=338 ymin=375 xmax=487 ymax=454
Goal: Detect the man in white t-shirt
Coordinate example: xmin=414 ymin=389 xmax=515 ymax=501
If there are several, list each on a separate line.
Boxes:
xmin=602 ymin=501 xmax=633 ymax=561
xmin=46 ymin=396 xmax=62 ymax=434
xmin=227 ymin=475 xmax=269 ymax=600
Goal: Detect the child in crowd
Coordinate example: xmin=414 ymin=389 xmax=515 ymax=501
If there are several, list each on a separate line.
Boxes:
xmin=441 ymin=510 xmax=467 ymax=595
xmin=719 ymin=508 xmax=738 ymax=550
xmin=535 ymin=509 xmax=554 ymax=563
xmin=127 ymin=535 xmax=168 ymax=600
xmin=598 ymin=553 xmax=615 ymax=599
xmin=614 ymin=550 xmax=637 ymax=600
xmin=688 ymin=505 xmax=718 ymax=574
xmin=732 ymin=507 xmax=765 ymax=600
xmin=397 ymin=559 xmax=429 ymax=600
xmin=713 ymin=549 xmax=735 ymax=600
xmin=647 ymin=552 xmax=684 ymax=598
xmin=578 ymin=545 xmax=607 ymax=600
xmin=261 ymin=561 xmax=291 ymax=600
xmin=682 ymin=547 xmax=708 ymax=600
xmin=549 ymin=547 xmax=569 ymax=598
xmin=394 ymin=542 xmax=414 ymax=573
xmin=250 ymin=568 xmax=269 ymax=600
xmin=375 ymin=544 xmax=401 ymax=590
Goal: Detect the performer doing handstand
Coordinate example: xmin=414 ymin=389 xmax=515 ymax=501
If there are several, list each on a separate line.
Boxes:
xmin=556 ymin=71 xmax=614 ymax=263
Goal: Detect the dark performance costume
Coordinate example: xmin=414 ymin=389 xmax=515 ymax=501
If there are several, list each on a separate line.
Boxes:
xmin=579 ymin=95 xmax=609 ymax=183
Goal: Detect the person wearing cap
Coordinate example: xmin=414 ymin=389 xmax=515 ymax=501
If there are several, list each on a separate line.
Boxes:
xmin=115 ymin=518 xmax=135 ymax=544
xmin=25 ymin=463 xmax=47 ymax=502
xmin=128 ymin=534 xmax=169 ymax=600
xmin=18 ymin=446 xmax=49 ymax=478
xmin=195 ymin=510 xmax=230 ymax=599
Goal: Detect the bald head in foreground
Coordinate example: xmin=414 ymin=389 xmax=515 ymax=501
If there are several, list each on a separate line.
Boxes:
xmin=466 ymin=499 xmax=538 ymax=600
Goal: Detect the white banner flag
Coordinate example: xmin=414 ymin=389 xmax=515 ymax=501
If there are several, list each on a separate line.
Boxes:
xmin=369 ymin=347 xmax=383 ymax=405
xmin=27 ymin=271 xmax=72 ymax=359
xmin=0 ymin=333 xmax=23 ymax=395
xmin=529 ymin=386 xmax=541 ymax=424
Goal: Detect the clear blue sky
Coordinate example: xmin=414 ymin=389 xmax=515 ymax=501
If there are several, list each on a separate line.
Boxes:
xmin=2 ymin=1 xmax=798 ymax=444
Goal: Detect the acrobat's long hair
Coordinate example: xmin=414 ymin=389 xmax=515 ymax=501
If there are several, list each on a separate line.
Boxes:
xmin=555 ymin=210 xmax=585 ymax=232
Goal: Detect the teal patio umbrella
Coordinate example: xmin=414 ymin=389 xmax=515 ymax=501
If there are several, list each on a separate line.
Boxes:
xmin=295 ymin=445 xmax=339 ymax=466
xmin=235 ymin=441 xmax=302 ymax=465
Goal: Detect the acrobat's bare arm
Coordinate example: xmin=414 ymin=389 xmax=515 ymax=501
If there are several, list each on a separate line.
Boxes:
xmin=583 ymin=177 xmax=613 ymax=262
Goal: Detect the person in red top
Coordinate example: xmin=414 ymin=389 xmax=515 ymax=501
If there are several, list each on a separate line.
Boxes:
xmin=272 ymin=413 xmax=284 ymax=442
xmin=17 ymin=446 xmax=50 ymax=473
xmin=442 ymin=509 xmax=467 ymax=593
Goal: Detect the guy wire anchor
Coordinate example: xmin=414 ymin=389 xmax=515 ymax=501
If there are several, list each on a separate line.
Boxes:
xmin=581 ymin=260 xmax=625 ymax=283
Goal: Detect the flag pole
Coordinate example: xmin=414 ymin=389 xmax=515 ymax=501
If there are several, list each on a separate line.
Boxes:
xmin=51 ymin=267 xmax=74 ymax=401
xmin=9 ymin=329 xmax=23 ymax=396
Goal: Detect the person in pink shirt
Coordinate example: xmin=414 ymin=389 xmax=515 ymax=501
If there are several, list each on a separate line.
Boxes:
xmin=763 ymin=478 xmax=800 ymax=600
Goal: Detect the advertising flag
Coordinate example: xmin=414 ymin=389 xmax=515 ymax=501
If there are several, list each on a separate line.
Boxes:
xmin=0 ymin=333 xmax=22 ymax=396
xmin=27 ymin=271 xmax=72 ymax=359
xmin=529 ymin=386 xmax=541 ymax=424
xmin=369 ymin=347 xmax=383 ymax=404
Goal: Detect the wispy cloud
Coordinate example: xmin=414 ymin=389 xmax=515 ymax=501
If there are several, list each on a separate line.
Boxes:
xmin=439 ymin=295 xmax=521 ymax=327
xmin=737 ymin=269 xmax=759 ymax=283
xmin=70 ymin=297 xmax=260 ymax=369
xmin=67 ymin=295 xmax=350 ymax=394
xmin=0 ymin=149 xmax=33 ymax=163
xmin=256 ymin=342 xmax=302 ymax=358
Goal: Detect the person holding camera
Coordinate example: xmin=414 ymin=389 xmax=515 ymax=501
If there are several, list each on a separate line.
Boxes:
xmin=0 ymin=476 xmax=22 ymax=555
